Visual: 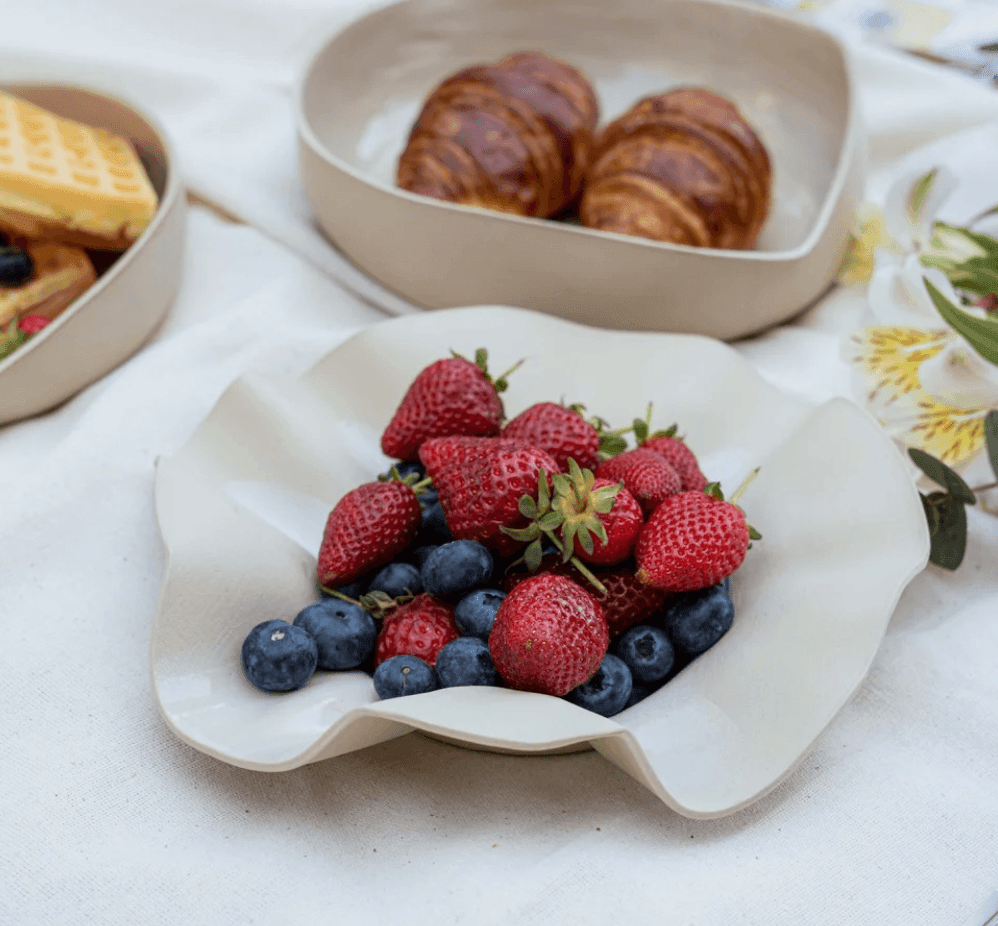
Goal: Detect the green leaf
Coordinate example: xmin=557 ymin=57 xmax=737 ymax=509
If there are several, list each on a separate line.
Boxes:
xmin=633 ymin=418 xmax=648 ymax=443
xmin=985 ymin=410 xmax=998 ymax=480
xmin=908 ymin=447 xmax=976 ymax=504
xmin=537 ymin=469 xmax=550 ymax=511
xmin=575 ymin=525 xmax=594 ymax=555
xmin=919 ymin=492 xmax=941 ymax=536
xmin=537 ymin=511 xmax=563 ymax=532
xmin=747 ymin=525 xmax=762 ymax=541
xmin=518 ymin=495 xmax=538 ymax=519
xmin=501 ymin=524 xmax=539 ymax=542
xmin=922 ymin=224 xmax=998 ymax=296
xmin=524 ymin=539 xmax=544 ymax=572
xmin=599 ymin=435 xmax=628 ymax=455
xmin=925 ymin=278 xmax=998 ymax=367
xmin=475 ymin=348 xmax=488 ymax=370
xmin=551 ymin=473 xmax=572 ymax=496
xmin=926 ymin=492 xmax=968 ymax=570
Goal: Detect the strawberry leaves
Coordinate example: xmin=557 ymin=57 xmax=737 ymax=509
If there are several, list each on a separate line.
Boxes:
xmin=501 ymin=460 xmax=610 ymax=593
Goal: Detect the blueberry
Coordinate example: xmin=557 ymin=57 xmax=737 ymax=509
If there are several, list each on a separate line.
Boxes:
xmin=421 ymin=540 xmax=493 ymax=599
xmin=372 ymin=654 xmax=438 ymax=699
xmin=419 ymin=487 xmax=439 ymax=508
xmin=660 ymin=583 xmax=734 ymax=658
xmin=410 ymin=545 xmax=439 ymax=569
xmin=292 ymin=598 xmax=377 ymax=670
xmin=615 ymin=625 xmax=675 ymax=684
xmin=435 ymin=637 xmax=500 ymax=687
xmin=419 ymin=500 xmax=454 ymax=545
xmin=367 ymin=561 xmax=422 ymax=598
xmin=241 ymin=619 xmax=318 ymax=692
xmin=0 ymin=246 xmax=34 ymax=287
xmin=565 ymin=654 xmax=633 ymax=718
xmin=454 ymin=588 xmax=505 ymax=639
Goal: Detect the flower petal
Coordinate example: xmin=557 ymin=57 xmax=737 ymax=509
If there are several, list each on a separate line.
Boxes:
xmin=918 ymin=336 xmax=998 ymax=409
xmin=882 ymin=164 xmax=958 ymax=252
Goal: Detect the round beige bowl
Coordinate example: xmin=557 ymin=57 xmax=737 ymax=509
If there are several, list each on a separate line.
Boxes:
xmin=0 ymin=84 xmax=185 ymax=426
xmin=298 ymin=0 xmax=865 ymax=340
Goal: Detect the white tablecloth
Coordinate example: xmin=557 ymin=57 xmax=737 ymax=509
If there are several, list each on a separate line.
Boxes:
xmin=2 ymin=2 xmax=998 ymax=924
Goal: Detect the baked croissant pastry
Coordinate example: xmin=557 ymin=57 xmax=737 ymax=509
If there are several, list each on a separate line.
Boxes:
xmin=579 ymin=88 xmax=771 ymax=250
xmin=397 ymin=51 xmax=599 ymax=218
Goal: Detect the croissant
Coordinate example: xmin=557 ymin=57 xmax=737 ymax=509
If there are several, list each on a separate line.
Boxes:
xmin=579 ymin=88 xmax=772 ymax=250
xmin=397 ymin=52 xmax=599 ymax=218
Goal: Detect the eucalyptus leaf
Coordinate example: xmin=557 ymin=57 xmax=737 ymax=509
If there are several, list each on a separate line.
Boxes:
xmin=908 ymin=447 xmax=977 ymax=504
xmin=926 ymin=492 xmax=968 ymax=570
xmin=925 ymin=278 xmax=998 ymax=367
xmin=920 ymin=492 xmax=941 ymax=536
xmin=986 ymin=410 xmax=998 ymax=480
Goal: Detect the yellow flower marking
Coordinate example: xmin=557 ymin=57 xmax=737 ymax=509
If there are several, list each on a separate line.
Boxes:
xmin=846 ymin=326 xmax=949 ymax=403
xmin=846 ymin=326 xmax=990 ymax=468
xmin=837 ymin=205 xmax=896 ymax=286
xmin=904 ymin=397 xmax=989 ymax=468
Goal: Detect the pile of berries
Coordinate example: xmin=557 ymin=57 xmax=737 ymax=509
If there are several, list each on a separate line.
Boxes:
xmin=240 ymin=349 xmax=759 ymax=718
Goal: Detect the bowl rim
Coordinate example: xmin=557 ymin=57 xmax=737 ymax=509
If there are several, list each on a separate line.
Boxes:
xmin=0 ymin=81 xmax=183 ymax=376
xmin=295 ymin=0 xmax=860 ymax=264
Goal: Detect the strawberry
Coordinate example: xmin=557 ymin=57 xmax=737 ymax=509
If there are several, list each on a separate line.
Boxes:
xmin=502 ymin=402 xmax=600 ymax=472
xmin=595 ymin=448 xmax=681 ymax=517
xmin=317 ymin=480 xmax=423 ymax=588
xmin=584 ymin=566 xmax=670 ymax=636
xmin=566 ymin=477 xmax=643 ymax=566
xmin=381 ymin=349 xmax=518 ymax=461
xmin=641 ymin=435 xmax=708 ymax=493
xmin=506 ymin=561 xmax=669 ymax=637
xmin=418 ymin=435 xmax=530 ymax=479
xmin=433 ymin=445 xmax=560 ymax=556
xmin=635 ymin=490 xmax=751 ymax=592
xmin=488 ymin=573 xmax=609 ymax=696
xmin=375 ymin=594 xmax=460 ymax=667
xmin=18 ymin=314 xmax=51 ymax=335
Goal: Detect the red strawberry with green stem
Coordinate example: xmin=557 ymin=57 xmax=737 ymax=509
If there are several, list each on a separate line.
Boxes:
xmin=381 ymin=349 xmax=522 ymax=461
xmin=317 ymin=474 xmax=429 ymax=588
xmin=595 ymin=447 xmax=681 ymax=516
xmin=635 ymin=472 xmax=761 ymax=592
xmin=502 ymin=402 xmax=602 ymax=472
xmin=630 ymin=404 xmax=708 ymax=493
xmin=432 ymin=445 xmax=560 ymax=556
xmin=375 ymin=594 xmax=460 ymax=667
xmin=488 ymin=573 xmax=609 ymax=696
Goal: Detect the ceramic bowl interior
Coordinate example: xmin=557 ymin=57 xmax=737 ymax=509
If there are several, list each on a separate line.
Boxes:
xmin=298 ymin=0 xmax=865 ymax=338
xmin=0 ymin=84 xmax=185 ymax=426
xmin=151 ymin=306 xmax=928 ymax=819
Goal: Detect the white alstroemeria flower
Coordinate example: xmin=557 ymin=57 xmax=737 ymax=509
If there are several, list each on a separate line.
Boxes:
xmin=844 ymin=164 xmax=998 ymax=473
xmin=867 ymin=251 xmax=960 ymax=327
xmin=918 ymin=336 xmax=998 ymax=410
xmin=882 ymin=164 xmax=959 ymax=253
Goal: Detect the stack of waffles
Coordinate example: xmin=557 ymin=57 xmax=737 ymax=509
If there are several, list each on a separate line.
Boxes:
xmin=0 ymin=90 xmax=159 ymax=349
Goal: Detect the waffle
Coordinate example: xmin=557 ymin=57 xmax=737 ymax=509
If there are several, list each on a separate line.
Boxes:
xmin=0 ymin=91 xmax=159 ymax=251
xmin=0 ymin=240 xmax=97 ymax=329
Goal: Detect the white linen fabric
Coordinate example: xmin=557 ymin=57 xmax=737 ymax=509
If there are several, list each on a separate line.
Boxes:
xmin=1 ymin=2 xmax=997 ymax=924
